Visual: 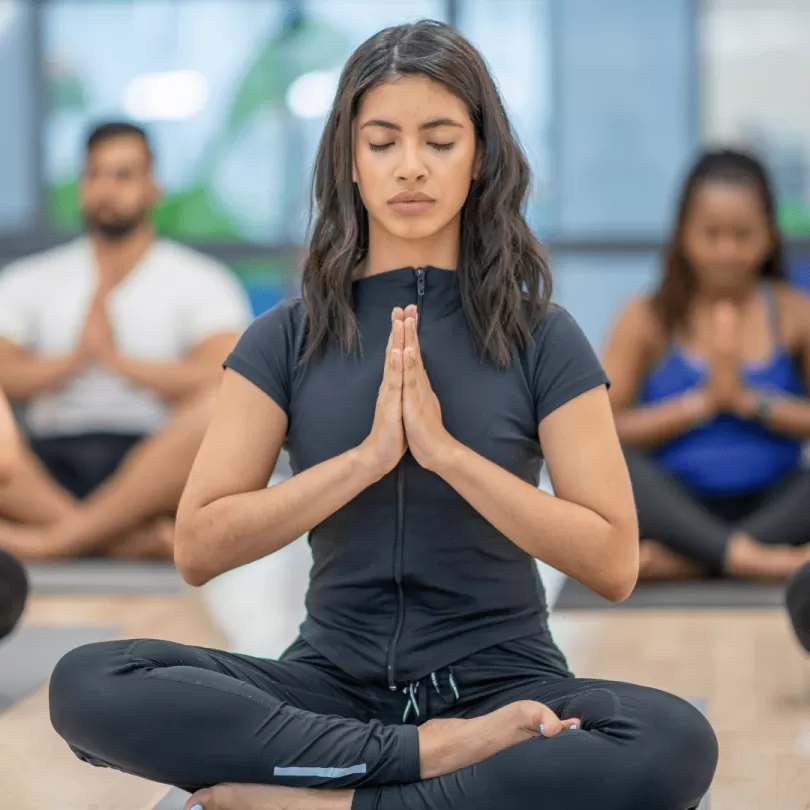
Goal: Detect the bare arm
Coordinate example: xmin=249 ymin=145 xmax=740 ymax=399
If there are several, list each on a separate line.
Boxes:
xmin=732 ymin=293 xmax=810 ymax=438
xmin=0 ymin=387 xmax=18 ymax=484
xmin=0 ymin=338 xmax=82 ymax=402
xmin=603 ymin=299 xmax=711 ymax=449
xmin=107 ymin=333 xmax=240 ymax=402
xmin=173 ymin=299 xmax=415 ymax=588
xmin=431 ymin=386 xmax=638 ymax=601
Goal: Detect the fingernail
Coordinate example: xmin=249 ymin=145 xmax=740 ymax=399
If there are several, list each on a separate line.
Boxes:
xmin=191 ymin=805 xmax=203 ymax=810
xmin=539 ymin=723 xmax=545 ymax=735
xmin=569 ymin=724 xmax=578 ymax=731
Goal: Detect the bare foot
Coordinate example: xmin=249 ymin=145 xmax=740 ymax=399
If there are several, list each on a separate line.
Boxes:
xmin=101 ymin=518 xmax=175 ymax=559
xmin=0 ymin=520 xmax=73 ymax=561
xmin=638 ymin=539 xmax=706 ymax=581
xmin=417 ymin=699 xmax=579 ymax=779
xmin=725 ymin=533 xmax=810 ymax=581
xmin=185 ymin=783 xmax=353 ymax=810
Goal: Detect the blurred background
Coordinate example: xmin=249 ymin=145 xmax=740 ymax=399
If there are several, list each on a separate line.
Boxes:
xmin=1 ymin=0 xmax=809 ymax=349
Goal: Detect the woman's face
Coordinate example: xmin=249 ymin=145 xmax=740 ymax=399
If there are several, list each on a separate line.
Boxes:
xmin=352 ymin=74 xmax=477 ymax=244
xmin=681 ymin=181 xmax=774 ymax=296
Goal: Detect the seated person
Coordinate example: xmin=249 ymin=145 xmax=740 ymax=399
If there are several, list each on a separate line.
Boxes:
xmin=0 ymin=122 xmax=252 ymax=560
xmin=50 ymin=23 xmax=716 ymax=810
xmin=604 ymin=149 xmax=810 ymax=582
xmin=0 ymin=386 xmax=26 ymax=639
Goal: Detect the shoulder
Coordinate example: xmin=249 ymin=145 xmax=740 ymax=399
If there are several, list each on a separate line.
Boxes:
xmin=0 ymin=238 xmax=87 ymax=287
xmin=152 ymin=240 xmax=241 ymax=285
xmin=531 ymin=303 xmax=594 ymax=349
xmin=250 ymin=296 xmax=306 ymax=335
xmin=774 ymin=282 xmax=810 ymax=345
xmin=611 ymin=296 xmax=662 ymax=339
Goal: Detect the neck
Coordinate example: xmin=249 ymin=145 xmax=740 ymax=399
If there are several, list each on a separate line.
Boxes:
xmin=692 ymin=283 xmax=759 ymax=309
xmin=90 ymin=223 xmax=154 ymax=288
xmin=362 ymin=216 xmax=460 ymax=278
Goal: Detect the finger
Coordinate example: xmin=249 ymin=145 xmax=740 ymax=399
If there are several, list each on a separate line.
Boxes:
xmin=537 ymin=706 xmax=564 ymax=737
xmin=561 ymin=718 xmax=581 ymax=731
xmin=389 ymin=349 xmax=404 ymax=392
xmin=404 ymin=347 xmax=419 ymax=390
xmin=392 ymin=306 xmax=406 ymax=322
xmin=404 ymin=317 xmax=417 ymax=352
xmin=403 ymin=304 xmax=418 ymax=319
xmin=393 ymin=318 xmax=405 ymax=353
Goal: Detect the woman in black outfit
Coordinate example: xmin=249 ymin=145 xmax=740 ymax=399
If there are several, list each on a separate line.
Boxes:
xmin=49 ymin=21 xmax=717 ymax=810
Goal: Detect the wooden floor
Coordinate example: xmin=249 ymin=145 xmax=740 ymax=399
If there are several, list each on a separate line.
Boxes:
xmin=4 ymin=592 xmax=810 ymax=810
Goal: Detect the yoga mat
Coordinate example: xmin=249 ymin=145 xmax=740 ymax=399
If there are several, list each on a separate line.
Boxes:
xmin=153 ymin=787 xmax=190 ymax=810
xmin=554 ymin=577 xmax=784 ymax=611
xmin=0 ymin=624 xmax=116 ymax=711
xmin=27 ymin=559 xmax=186 ymax=595
xmin=153 ymin=700 xmax=711 ymax=810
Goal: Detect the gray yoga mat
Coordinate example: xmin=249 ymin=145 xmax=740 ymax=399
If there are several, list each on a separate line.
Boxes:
xmin=27 ymin=558 xmax=187 ymax=595
xmin=153 ymin=700 xmax=711 ymax=810
xmin=554 ymin=576 xmax=784 ymax=611
xmin=0 ymin=624 xmax=116 ymax=711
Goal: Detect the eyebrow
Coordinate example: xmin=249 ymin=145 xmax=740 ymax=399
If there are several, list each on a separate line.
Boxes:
xmin=360 ymin=118 xmax=464 ymax=132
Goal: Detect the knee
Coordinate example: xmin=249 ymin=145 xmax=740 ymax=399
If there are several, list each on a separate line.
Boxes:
xmin=49 ymin=640 xmax=133 ymax=743
xmin=0 ymin=550 xmax=27 ymax=640
xmin=633 ymin=693 xmax=718 ymax=807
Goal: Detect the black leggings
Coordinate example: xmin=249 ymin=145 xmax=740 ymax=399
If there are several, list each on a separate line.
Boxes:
xmin=49 ymin=634 xmax=717 ymax=810
xmin=625 ymin=447 xmax=810 ymax=571
xmin=0 ymin=549 xmax=27 ymax=640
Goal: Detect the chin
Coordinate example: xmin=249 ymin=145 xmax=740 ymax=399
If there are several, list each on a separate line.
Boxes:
xmin=381 ymin=215 xmax=449 ymax=242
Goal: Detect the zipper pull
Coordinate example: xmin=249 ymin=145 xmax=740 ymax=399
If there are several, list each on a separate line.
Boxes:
xmin=414 ymin=267 xmax=426 ymax=298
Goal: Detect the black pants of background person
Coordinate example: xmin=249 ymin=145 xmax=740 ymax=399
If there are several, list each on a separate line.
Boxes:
xmin=625 ymin=447 xmax=810 ymax=573
xmin=49 ymin=633 xmax=717 ymax=810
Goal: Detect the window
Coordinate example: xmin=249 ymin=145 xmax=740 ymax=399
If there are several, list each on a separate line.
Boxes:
xmin=456 ymin=0 xmax=553 ymax=233
xmin=702 ymin=0 xmax=810 ymax=237
xmin=0 ymin=1 xmax=37 ymax=236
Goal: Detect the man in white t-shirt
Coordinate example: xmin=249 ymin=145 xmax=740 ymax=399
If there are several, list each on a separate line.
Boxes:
xmin=0 ymin=122 xmax=253 ymax=559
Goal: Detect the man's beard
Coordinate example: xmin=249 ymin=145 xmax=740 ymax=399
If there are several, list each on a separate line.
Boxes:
xmin=85 ymin=211 xmax=147 ymax=241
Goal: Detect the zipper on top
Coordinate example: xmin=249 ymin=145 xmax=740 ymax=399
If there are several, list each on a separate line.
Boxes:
xmin=386 ymin=267 xmax=426 ymax=690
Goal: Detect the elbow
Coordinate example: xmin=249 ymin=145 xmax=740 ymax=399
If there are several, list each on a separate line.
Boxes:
xmin=0 ymin=443 xmax=20 ymax=487
xmin=174 ymin=513 xmax=218 ymax=588
xmin=597 ymin=523 xmax=640 ymax=603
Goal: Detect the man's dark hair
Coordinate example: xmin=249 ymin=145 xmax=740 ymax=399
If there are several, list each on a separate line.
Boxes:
xmin=86 ymin=122 xmax=153 ymax=166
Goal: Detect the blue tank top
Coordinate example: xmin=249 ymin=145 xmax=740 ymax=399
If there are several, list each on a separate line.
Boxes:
xmin=637 ymin=287 xmax=805 ymax=496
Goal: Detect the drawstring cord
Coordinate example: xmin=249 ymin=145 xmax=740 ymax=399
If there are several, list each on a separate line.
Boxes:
xmin=401 ymin=667 xmax=460 ymax=722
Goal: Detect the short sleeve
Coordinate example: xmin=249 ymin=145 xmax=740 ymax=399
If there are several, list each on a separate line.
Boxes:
xmin=0 ymin=260 xmax=37 ymax=348
xmin=223 ymin=299 xmax=300 ymax=414
xmin=531 ymin=306 xmax=610 ymax=424
xmin=182 ymin=263 xmax=254 ymax=346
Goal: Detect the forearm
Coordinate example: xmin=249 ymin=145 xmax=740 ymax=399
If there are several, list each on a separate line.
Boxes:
xmin=738 ymin=390 xmax=810 ymax=439
xmin=432 ymin=439 xmax=638 ymax=601
xmin=0 ymin=354 xmax=81 ymax=401
xmin=614 ymin=391 xmax=711 ymax=449
xmin=179 ymin=444 xmax=384 ymax=585
xmin=107 ymin=353 xmax=224 ymax=401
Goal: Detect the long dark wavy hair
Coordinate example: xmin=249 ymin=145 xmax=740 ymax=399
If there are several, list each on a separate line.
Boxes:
xmin=651 ymin=149 xmax=786 ymax=335
xmin=301 ymin=20 xmax=551 ymax=367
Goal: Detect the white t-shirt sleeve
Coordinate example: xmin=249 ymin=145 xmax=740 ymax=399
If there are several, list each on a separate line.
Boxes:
xmin=0 ymin=260 xmax=39 ymax=348
xmin=182 ymin=262 xmax=254 ymax=347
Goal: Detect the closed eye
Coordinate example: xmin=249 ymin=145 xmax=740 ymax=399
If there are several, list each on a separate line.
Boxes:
xmin=429 ymin=142 xmax=455 ymax=151
xmin=369 ymin=143 xmax=394 ymax=152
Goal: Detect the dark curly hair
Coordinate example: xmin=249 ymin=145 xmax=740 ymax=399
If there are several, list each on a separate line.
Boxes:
xmin=301 ymin=19 xmax=551 ymax=367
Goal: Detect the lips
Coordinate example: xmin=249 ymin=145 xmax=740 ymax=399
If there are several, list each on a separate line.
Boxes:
xmin=387 ymin=191 xmax=436 ymax=215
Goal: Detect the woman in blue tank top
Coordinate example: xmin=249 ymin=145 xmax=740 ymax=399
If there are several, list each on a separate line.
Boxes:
xmin=603 ymin=149 xmax=810 ymax=581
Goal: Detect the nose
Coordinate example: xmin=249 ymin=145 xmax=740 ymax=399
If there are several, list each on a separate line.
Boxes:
xmin=396 ymin=139 xmax=427 ymax=183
